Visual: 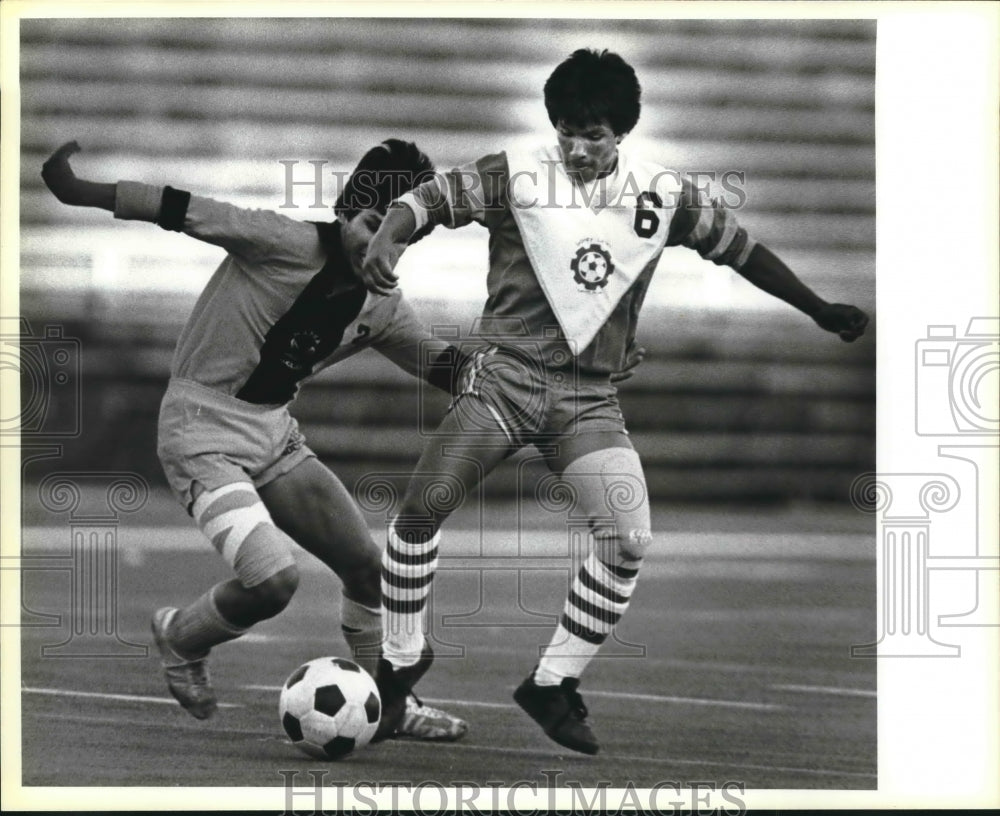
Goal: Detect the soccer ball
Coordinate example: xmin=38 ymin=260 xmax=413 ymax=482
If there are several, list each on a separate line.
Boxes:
xmin=279 ymin=657 xmax=381 ymax=760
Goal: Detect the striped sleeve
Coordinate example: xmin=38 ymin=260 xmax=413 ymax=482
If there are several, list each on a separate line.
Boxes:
xmin=666 ymin=179 xmax=757 ymax=270
xmin=409 ymin=152 xmax=506 ymax=230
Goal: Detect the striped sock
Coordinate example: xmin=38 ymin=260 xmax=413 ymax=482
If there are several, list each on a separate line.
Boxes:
xmin=168 ymin=584 xmax=248 ymax=661
xmin=340 ymin=594 xmax=382 ymax=678
xmin=381 ymin=523 xmax=440 ymax=668
xmin=534 ymin=552 xmax=640 ymax=685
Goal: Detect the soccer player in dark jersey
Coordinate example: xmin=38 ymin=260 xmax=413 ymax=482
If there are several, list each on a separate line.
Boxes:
xmin=40 ymin=138 xmax=469 ymax=741
xmin=360 ymin=48 xmax=870 ymax=754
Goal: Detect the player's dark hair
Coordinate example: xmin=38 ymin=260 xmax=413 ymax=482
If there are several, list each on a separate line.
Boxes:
xmin=543 ymin=48 xmax=642 ymax=136
xmin=335 ymin=138 xmax=436 ymax=243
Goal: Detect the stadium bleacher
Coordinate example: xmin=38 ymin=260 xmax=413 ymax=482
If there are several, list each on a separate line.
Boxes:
xmin=17 ymin=17 xmax=875 ymax=503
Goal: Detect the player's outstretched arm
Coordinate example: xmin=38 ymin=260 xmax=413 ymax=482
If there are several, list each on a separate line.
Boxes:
xmin=41 ymin=141 xmax=116 ymax=210
xmin=736 ymin=244 xmax=869 ymax=342
xmin=360 ymin=202 xmax=416 ymax=295
xmin=42 ymin=141 xmax=318 ymax=265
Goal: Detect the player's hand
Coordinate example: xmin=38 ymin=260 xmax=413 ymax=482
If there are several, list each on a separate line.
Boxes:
xmin=611 ymin=342 xmax=646 ymax=383
xmin=812 ymin=303 xmax=869 ymax=343
xmin=359 ymin=235 xmax=403 ymax=296
xmin=41 ymin=140 xmax=85 ymax=204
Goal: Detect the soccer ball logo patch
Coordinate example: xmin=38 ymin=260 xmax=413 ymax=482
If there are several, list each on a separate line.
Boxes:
xmin=281 ymin=329 xmax=322 ymax=372
xmin=571 ymin=242 xmax=614 ymax=292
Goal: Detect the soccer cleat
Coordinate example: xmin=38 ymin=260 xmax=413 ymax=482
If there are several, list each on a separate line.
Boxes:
xmin=151 ymin=607 xmax=217 ymax=720
xmin=393 ymin=693 xmax=468 ymax=742
xmin=513 ymin=670 xmax=599 ymax=755
xmin=372 ymin=641 xmax=434 ymax=742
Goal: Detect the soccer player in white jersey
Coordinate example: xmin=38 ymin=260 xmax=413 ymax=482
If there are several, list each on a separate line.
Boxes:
xmin=360 ymin=49 xmax=870 ymax=754
xmin=40 ymin=138 xmax=469 ymax=742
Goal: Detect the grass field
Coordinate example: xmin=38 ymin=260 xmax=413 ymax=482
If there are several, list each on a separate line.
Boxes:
xmin=16 ymin=507 xmax=876 ymax=793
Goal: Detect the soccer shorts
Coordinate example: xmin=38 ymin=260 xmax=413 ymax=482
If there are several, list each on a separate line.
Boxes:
xmin=157 ymin=378 xmax=316 ymax=513
xmin=452 ymin=344 xmax=634 ymax=473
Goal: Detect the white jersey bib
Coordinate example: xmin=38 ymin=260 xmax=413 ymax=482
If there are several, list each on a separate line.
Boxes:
xmin=506 ymin=145 xmax=679 ymax=352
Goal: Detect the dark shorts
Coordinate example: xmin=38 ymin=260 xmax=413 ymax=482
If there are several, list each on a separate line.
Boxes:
xmin=451 ymin=344 xmax=633 ymax=473
xmin=156 ymin=378 xmax=315 ymax=512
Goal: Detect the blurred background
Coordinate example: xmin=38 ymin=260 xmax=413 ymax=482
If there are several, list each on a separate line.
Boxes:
xmin=16 ymin=16 xmax=875 ymax=516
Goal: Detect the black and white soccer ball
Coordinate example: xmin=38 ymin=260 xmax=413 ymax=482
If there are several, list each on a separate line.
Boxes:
xmin=279 ymin=657 xmax=381 ymax=760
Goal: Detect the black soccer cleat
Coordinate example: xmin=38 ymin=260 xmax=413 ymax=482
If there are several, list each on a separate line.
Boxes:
xmin=372 ymin=641 xmax=434 ymax=742
xmin=513 ymin=670 xmax=599 ymax=755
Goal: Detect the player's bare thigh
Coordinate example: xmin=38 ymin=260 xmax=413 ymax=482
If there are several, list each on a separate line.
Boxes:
xmin=395 ymin=402 xmax=516 ymax=537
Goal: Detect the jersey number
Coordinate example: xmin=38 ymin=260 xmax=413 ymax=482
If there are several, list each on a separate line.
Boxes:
xmin=633 ymin=192 xmax=663 ymax=239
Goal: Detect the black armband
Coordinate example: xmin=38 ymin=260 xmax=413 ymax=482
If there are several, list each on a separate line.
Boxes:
xmin=157 ymin=186 xmax=192 ymax=232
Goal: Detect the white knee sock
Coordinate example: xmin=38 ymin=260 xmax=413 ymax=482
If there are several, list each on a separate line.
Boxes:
xmin=535 ymin=552 xmax=640 ymax=685
xmin=381 ymin=524 xmax=439 ymax=668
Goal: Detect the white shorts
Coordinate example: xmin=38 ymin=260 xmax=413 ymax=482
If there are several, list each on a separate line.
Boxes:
xmin=157 ymin=378 xmax=315 ymax=512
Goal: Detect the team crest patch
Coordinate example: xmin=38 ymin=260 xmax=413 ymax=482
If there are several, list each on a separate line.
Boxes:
xmin=571 ymin=241 xmax=614 ymax=292
xmin=281 ymin=330 xmax=321 ymax=372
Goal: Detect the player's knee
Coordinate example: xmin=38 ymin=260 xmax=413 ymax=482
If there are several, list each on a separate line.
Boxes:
xmin=620 ymin=528 xmax=653 ymax=562
xmin=245 ymin=564 xmax=300 ymax=618
xmin=593 ymin=524 xmax=652 ymax=564
xmin=193 ymin=483 xmax=298 ymax=596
